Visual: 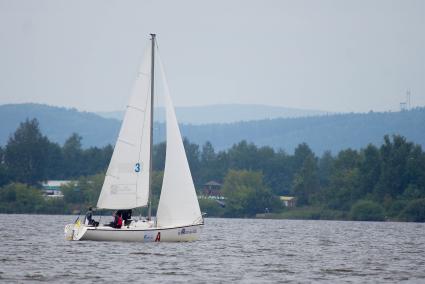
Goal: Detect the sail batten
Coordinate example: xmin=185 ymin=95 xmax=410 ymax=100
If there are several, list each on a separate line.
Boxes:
xmin=127 ymin=105 xmax=147 ymax=113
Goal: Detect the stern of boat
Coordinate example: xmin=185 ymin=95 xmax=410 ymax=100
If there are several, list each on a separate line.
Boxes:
xmin=64 ymin=221 xmax=88 ymax=241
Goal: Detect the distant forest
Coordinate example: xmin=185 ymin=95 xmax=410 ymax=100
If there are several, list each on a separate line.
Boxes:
xmin=1 ymin=104 xmax=424 ymax=154
xmin=0 ymin=118 xmax=424 ymax=222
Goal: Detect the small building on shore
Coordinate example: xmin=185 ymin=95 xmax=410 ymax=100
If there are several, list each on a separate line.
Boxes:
xmin=41 ymin=180 xmax=72 ymax=198
xmin=199 ymin=181 xmax=224 ymax=200
xmin=280 ymin=196 xmax=296 ymax=208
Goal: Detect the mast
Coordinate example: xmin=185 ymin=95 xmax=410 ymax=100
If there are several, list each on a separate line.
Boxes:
xmin=147 ymin=33 xmax=156 ymax=220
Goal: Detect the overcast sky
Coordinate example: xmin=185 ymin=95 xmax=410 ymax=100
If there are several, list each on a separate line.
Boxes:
xmin=0 ymin=0 xmax=424 ymax=112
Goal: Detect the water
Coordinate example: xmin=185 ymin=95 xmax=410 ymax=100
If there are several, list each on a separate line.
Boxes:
xmin=0 ymin=215 xmax=424 ymax=283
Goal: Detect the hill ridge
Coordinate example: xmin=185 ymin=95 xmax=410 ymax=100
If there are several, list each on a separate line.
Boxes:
xmin=0 ymin=103 xmax=424 ymax=154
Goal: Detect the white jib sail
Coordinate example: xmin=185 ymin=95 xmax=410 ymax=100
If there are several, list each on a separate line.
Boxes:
xmin=156 ymin=52 xmax=203 ymax=227
xmin=97 ymin=43 xmax=152 ymax=209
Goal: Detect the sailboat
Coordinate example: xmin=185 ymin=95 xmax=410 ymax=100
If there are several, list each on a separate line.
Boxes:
xmin=64 ymin=34 xmax=203 ymax=242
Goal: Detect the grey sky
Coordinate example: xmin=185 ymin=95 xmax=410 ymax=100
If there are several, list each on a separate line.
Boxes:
xmin=0 ymin=0 xmax=424 ymax=112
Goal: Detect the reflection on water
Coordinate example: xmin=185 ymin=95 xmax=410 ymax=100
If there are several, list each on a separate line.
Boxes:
xmin=0 ymin=214 xmax=424 ymax=283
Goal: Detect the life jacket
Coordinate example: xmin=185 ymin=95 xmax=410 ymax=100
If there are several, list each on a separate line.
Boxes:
xmin=116 ymin=216 xmax=123 ymax=228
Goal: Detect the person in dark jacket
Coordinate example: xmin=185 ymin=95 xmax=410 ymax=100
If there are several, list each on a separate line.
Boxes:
xmin=85 ymin=207 xmax=93 ymax=224
xmin=121 ymin=209 xmax=132 ymax=226
xmin=84 ymin=207 xmax=98 ymax=226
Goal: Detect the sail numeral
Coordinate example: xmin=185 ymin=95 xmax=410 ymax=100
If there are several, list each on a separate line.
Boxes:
xmin=134 ymin=163 xmax=141 ymax=173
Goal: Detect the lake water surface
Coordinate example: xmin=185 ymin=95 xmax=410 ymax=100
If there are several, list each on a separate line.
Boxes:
xmin=0 ymin=214 xmax=424 ymax=283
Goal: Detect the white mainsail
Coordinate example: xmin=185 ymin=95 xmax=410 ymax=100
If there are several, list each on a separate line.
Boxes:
xmin=156 ymin=54 xmax=203 ymax=227
xmin=97 ymin=44 xmax=152 ymax=210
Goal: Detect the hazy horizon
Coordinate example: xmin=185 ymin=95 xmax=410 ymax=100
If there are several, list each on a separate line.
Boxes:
xmin=1 ymin=101 xmax=332 ymax=112
xmin=0 ymin=0 xmax=424 ymax=113
xmin=4 ymin=101 xmax=421 ymax=116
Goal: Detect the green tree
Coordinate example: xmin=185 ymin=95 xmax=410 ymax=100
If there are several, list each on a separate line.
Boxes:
xmin=318 ymin=151 xmax=334 ymax=188
xmin=403 ymin=184 xmax=425 ymax=200
xmin=263 ymin=150 xmax=292 ymax=196
xmin=0 ymin=183 xmax=45 ymax=213
xmin=404 ymin=145 xmax=425 ymax=199
xmin=222 ymin=170 xmax=281 ymax=217
xmin=324 ymin=149 xmax=360 ymax=211
xmin=81 ymin=146 xmax=112 ymax=176
xmin=227 ymin=141 xmax=259 ymax=171
xmin=153 ymin=142 xmax=166 ymax=171
xmin=61 ymin=173 xmax=105 ymax=209
xmin=4 ymin=119 xmax=50 ymax=185
xmin=61 ymin=181 xmax=84 ymax=204
xmin=398 ymin=199 xmax=425 ymax=222
xmin=137 ymin=171 xmax=163 ymax=216
xmin=199 ymin=141 xmax=219 ymax=183
xmin=0 ymin=146 xmax=10 ymax=186
xmin=198 ymin=199 xmax=225 ymax=217
xmin=292 ymin=154 xmax=320 ymax=206
xmin=183 ymin=138 xmax=201 ymax=186
xmin=214 ymin=151 xmax=230 ymax=182
xmin=375 ymin=135 xmax=410 ymax=199
xmin=45 ymin=141 xmax=64 ymax=180
xmin=62 ymin=133 xmax=83 ymax=178
xmin=358 ymin=144 xmax=381 ymax=199
xmin=292 ymin=143 xmax=315 ymax=173
xmin=81 ymin=173 xmax=105 ymax=205
xmin=201 ymin=141 xmax=215 ymax=164
xmin=350 ymin=200 xmax=385 ymax=221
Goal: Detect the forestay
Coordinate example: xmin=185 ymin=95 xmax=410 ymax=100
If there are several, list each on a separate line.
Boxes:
xmin=156 ymin=52 xmax=203 ymax=227
xmin=97 ymin=44 xmax=152 ymax=210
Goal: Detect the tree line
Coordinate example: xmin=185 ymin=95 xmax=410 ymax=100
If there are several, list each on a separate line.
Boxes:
xmin=0 ymin=118 xmax=424 ymax=222
xmin=0 ymin=119 xmax=113 ymax=186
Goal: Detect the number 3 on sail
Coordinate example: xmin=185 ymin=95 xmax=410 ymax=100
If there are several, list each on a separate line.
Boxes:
xmin=134 ymin=163 xmax=141 ymax=173
xmin=64 ymin=34 xmax=204 ymax=242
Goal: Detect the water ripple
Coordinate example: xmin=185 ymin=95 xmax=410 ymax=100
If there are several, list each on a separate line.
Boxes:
xmin=0 ymin=215 xmax=424 ymax=283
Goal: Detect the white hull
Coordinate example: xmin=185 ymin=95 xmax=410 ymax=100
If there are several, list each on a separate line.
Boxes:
xmin=65 ymin=221 xmax=202 ymax=242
